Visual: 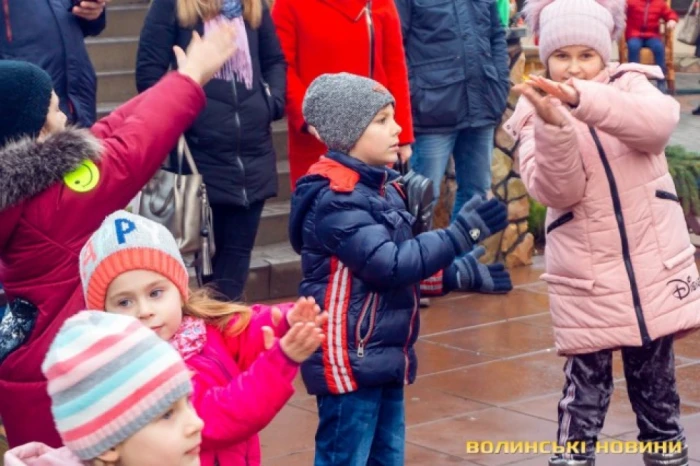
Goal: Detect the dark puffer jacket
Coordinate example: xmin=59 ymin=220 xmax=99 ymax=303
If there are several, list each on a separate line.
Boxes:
xmin=136 ymin=0 xmax=286 ymax=206
xmin=288 ymin=151 xmax=461 ymax=396
xmin=0 ymin=0 xmax=105 ymax=127
xmin=395 ymin=0 xmax=510 ymax=133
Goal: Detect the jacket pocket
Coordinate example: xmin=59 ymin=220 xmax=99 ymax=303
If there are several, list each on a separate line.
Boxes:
xmin=410 ymin=57 xmax=466 ymax=128
xmin=646 ymin=177 xmax=692 ymax=269
xmin=541 ymin=273 xmax=595 ymax=291
xmin=260 ymin=78 xmax=276 ymax=122
xmin=355 ymin=293 xmax=379 ymax=358
xmin=482 ymin=63 xmax=508 ymax=118
xmin=546 ymin=212 xmax=574 ymax=235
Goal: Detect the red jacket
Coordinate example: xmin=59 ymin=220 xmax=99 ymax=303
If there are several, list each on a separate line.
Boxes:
xmin=625 ymin=0 xmax=678 ymax=40
xmin=271 ymin=0 xmax=414 ymax=188
xmin=0 ymin=72 xmax=205 ymax=449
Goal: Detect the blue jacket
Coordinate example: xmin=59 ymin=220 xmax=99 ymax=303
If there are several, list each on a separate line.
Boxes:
xmin=395 ymin=0 xmax=510 ymax=132
xmin=0 ymin=0 xmax=105 ymax=127
xmin=288 ymin=151 xmax=461 ymax=396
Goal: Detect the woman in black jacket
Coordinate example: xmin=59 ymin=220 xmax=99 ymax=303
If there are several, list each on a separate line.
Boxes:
xmin=136 ymin=0 xmax=286 ymax=301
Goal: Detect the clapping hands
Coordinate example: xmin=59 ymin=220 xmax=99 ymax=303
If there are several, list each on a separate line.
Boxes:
xmin=262 ymin=297 xmax=328 ymax=363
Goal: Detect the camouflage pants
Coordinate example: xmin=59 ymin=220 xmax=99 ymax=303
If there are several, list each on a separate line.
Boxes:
xmin=554 ymin=335 xmax=685 ymax=460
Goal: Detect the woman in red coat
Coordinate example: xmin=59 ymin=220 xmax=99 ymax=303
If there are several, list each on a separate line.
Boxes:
xmin=271 ymin=0 xmax=414 ymax=188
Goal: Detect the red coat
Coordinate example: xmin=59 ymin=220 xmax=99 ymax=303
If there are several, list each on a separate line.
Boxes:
xmin=271 ymin=0 xmax=414 ymax=188
xmin=625 ymin=0 xmax=678 ymax=40
xmin=0 ymin=72 xmax=205 ymax=448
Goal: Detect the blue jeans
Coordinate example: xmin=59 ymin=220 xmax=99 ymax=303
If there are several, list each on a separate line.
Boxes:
xmin=627 ymin=37 xmax=666 ymax=78
xmin=314 ymin=386 xmax=405 ymax=466
xmin=410 ymin=126 xmax=495 ymax=222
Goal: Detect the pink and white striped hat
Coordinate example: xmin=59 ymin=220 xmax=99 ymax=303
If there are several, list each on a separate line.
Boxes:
xmin=41 ymin=311 xmax=192 ymax=460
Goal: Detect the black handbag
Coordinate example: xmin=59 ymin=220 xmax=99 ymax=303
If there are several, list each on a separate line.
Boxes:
xmin=394 ymin=160 xmax=436 ymax=236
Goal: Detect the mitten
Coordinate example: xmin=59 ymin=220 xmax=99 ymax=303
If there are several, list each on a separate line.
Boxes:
xmin=445 ymin=246 xmax=513 ymax=294
xmin=446 ymin=195 xmax=508 ymax=254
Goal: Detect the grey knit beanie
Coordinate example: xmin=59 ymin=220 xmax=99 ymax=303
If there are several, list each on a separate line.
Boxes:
xmin=302 ymin=72 xmax=396 ymax=153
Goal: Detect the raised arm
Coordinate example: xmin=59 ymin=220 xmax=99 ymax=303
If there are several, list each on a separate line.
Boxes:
xmin=568 ymin=72 xmax=680 ymax=155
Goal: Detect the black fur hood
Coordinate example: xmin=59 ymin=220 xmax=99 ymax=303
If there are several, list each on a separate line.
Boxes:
xmin=0 ymin=128 xmax=102 ymax=211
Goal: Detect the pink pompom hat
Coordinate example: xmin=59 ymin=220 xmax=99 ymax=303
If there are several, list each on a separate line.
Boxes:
xmin=522 ymin=0 xmax=626 ymax=64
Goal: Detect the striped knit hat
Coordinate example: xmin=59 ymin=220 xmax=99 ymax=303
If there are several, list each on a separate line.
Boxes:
xmin=80 ymin=211 xmax=189 ymax=310
xmin=42 ymin=310 xmax=193 ymax=460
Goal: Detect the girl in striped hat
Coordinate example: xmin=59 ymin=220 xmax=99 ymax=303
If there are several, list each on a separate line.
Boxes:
xmin=5 ymin=310 xmax=204 ymax=465
xmin=78 ymin=211 xmax=326 ymax=466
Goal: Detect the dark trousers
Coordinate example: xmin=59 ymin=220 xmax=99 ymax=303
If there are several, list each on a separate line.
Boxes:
xmin=554 ymin=335 xmax=685 ymax=460
xmin=314 ymin=386 xmax=405 ymax=466
xmin=208 ymin=201 xmax=264 ymax=302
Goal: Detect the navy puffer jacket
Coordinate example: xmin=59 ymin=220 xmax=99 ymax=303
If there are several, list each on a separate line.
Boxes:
xmin=395 ymin=0 xmax=510 ymax=132
xmin=288 ymin=151 xmax=461 ymax=396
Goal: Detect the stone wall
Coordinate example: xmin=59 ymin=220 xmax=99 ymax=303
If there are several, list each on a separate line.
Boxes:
xmin=433 ymin=40 xmax=535 ymax=268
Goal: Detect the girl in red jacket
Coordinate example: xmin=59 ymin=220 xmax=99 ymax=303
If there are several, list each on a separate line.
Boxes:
xmin=271 ymin=0 xmax=415 ymax=188
xmin=625 ymin=0 xmax=678 ymax=93
xmin=79 ymin=210 xmax=327 ymax=466
xmin=0 ymin=25 xmax=238 ymax=449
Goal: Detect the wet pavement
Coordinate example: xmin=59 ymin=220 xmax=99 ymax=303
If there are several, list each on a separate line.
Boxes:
xmin=260 ymin=253 xmax=700 ymax=466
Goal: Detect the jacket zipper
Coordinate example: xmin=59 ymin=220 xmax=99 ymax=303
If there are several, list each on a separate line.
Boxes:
xmin=230 ymin=79 xmax=248 ymax=207
xmin=589 ymin=127 xmax=651 ymax=346
xmin=404 ymin=287 xmax=419 ymax=384
xmin=656 ymin=190 xmax=680 ymax=202
xmin=546 ymin=212 xmax=574 ymax=235
xmin=366 ymin=1 xmax=374 ymax=78
xmin=3 ymin=0 xmax=11 ymax=43
xmin=643 ymin=0 xmax=650 ymax=30
xmin=355 ymin=293 xmax=378 ymax=358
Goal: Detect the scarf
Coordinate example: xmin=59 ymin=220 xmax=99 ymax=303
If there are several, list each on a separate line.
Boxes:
xmin=203 ymin=0 xmax=253 ymax=89
xmin=169 ymin=315 xmax=207 ymax=360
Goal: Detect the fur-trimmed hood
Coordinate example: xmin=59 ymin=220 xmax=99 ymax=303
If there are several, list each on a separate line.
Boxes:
xmin=0 ymin=128 xmax=102 ymax=253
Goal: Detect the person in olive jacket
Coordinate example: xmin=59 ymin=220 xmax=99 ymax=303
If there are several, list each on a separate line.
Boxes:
xmin=136 ymin=0 xmax=286 ymax=301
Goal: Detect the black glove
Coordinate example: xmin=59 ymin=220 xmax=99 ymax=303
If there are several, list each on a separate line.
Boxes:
xmin=0 ymin=298 xmax=38 ymax=364
xmin=447 ymin=246 xmax=513 ymax=294
xmin=446 ymin=195 xmax=508 ymax=254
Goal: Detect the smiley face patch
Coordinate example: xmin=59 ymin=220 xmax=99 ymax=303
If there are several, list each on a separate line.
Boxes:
xmin=64 ymin=160 xmax=100 ymax=193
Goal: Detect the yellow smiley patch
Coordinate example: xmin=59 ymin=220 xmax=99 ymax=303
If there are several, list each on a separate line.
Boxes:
xmin=64 ymin=160 xmax=100 ymax=193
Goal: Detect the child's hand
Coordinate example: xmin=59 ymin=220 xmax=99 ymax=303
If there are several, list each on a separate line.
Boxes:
xmin=513 ymin=82 xmax=568 ymax=128
xmin=174 ymin=25 xmax=237 ymax=86
xmin=286 ymin=297 xmax=328 ymax=327
xmin=279 ymin=322 xmax=325 ymax=363
xmin=667 ymin=20 xmax=677 ymax=30
xmin=529 ymin=75 xmax=580 ymax=107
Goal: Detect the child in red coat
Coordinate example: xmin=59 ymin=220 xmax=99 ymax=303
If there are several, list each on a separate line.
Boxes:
xmin=625 ymin=0 xmax=678 ymax=92
xmin=0 ymin=26 xmax=237 ymax=449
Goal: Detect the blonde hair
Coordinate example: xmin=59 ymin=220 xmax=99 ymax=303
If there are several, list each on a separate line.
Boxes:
xmin=176 ymin=0 xmax=265 ymax=29
xmin=182 ymin=287 xmax=252 ymax=337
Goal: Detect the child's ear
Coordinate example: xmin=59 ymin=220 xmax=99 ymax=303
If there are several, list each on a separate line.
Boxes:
xmin=95 ymin=448 xmax=120 ymax=464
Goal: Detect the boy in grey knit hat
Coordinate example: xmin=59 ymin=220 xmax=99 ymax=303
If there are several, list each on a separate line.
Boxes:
xmin=288 ymin=72 xmax=511 ymax=466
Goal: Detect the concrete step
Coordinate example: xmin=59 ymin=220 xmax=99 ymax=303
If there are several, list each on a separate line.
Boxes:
xmin=255 ymin=199 xmax=290 ymax=247
xmin=97 ymin=70 xmax=137 ymax=104
xmin=244 ymin=241 xmax=301 ymax=302
xmin=102 ymin=4 xmax=148 ymax=38
xmin=276 ymin=159 xmax=291 ymax=202
xmin=86 ymin=37 xmax=138 ymax=73
xmin=272 ymin=119 xmax=288 ymax=164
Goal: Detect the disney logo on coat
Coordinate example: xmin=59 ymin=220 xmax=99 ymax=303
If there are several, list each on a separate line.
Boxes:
xmin=667 ymin=275 xmax=700 ymax=301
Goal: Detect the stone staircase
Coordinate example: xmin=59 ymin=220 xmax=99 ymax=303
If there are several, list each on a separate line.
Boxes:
xmin=89 ymin=0 xmax=300 ymax=302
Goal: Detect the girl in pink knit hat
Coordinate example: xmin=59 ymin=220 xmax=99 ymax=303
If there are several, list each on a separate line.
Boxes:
xmin=505 ymin=0 xmax=700 ymax=465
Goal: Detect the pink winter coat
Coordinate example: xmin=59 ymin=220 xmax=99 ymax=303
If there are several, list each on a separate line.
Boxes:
xmin=4 ymin=443 xmax=82 ymax=465
xmin=505 ymin=63 xmax=700 ymax=355
xmin=169 ymin=303 xmax=299 ymax=466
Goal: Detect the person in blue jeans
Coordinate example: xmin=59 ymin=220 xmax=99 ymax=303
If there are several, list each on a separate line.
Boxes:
xmin=395 ymin=0 xmax=510 ymax=222
xmin=289 ymin=72 xmax=510 ymax=466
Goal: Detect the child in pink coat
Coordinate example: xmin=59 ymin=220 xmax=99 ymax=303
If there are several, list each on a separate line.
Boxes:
xmin=78 ymin=211 xmax=327 ymax=466
xmin=506 ymin=0 xmax=700 ymax=465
